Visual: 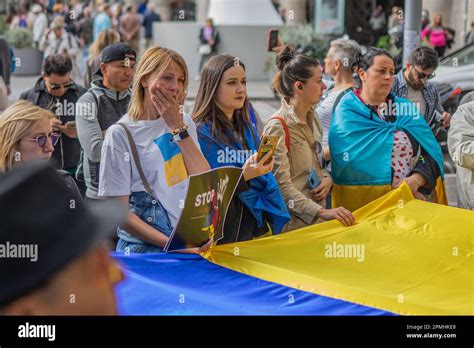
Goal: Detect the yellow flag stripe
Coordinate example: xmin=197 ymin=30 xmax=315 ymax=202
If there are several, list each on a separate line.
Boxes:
xmin=204 ymin=183 xmax=474 ymax=315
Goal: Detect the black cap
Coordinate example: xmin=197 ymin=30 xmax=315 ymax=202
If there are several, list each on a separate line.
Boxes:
xmin=95 ymin=42 xmax=137 ymax=76
xmin=0 ymin=161 xmax=127 ymax=306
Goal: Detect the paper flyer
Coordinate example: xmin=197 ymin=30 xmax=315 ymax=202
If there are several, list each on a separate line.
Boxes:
xmin=164 ymin=166 xmax=243 ymax=252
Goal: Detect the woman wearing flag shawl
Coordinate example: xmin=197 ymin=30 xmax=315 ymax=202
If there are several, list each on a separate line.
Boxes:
xmin=193 ymin=54 xmax=290 ymax=244
xmin=329 ymin=48 xmax=447 ymax=212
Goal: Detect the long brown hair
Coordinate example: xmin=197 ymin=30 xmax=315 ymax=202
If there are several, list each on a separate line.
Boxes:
xmin=192 ymin=54 xmax=255 ymax=148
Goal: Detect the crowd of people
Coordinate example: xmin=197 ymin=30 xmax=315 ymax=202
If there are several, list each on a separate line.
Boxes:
xmin=3 ymin=0 xmax=162 ymax=86
xmin=368 ymin=5 xmax=462 ymax=58
xmin=0 ymin=4 xmax=474 ymax=315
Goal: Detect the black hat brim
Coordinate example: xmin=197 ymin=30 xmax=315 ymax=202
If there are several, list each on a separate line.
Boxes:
xmin=0 ymin=199 xmax=127 ymax=307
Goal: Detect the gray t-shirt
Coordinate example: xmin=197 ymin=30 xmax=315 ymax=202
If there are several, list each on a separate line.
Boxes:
xmin=407 ymin=85 xmax=427 ymax=117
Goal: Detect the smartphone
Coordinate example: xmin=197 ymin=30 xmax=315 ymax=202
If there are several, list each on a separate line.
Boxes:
xmin=429 ymin=110 xmax=443 ymax=136
xmin=307 ymin=169 xmax=321 ymax=190
xmin=257 ymin=135 xmax=279 ymax=165
xmin=267 ymin=29 xmax=279 ymax=52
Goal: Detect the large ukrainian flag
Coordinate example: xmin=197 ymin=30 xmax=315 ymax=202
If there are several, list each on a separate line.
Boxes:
xmin=114 ymin=183 xmax=473 ymax=315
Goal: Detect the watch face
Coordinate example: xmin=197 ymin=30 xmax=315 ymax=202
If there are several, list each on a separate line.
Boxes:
xmin=174 ymin=130 xmax=189 ymax=141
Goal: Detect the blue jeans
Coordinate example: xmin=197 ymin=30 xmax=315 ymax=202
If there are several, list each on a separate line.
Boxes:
xmin=116 ymin=239 xmax=165 ymax=254
xmin=116 ymin=191 xmax=173 ymax=254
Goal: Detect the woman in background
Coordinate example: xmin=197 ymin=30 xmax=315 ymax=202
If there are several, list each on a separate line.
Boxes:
xmin=84 ymin=29 xmax=121 ymax=89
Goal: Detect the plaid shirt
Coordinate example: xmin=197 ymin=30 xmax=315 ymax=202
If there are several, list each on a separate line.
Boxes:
xmin=391 ymin=69 xmax=444 ymax=124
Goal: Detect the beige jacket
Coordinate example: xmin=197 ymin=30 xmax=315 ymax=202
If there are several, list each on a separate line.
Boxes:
xmin=262 ymin=99 xmax=329 ymax=231
xmin=448 ymin=101 xmax=474 ymax=210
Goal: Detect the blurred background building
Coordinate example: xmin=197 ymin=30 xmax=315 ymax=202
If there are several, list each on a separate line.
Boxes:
xmin=1 ymin=1 xmax=472 ymax=52
xmin=116 ymin=0 xmax=473 ymax=54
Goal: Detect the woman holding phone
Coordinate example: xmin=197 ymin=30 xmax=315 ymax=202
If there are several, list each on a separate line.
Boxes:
xmin=262 ymin=45 xmax=355 ymax=232
xmin=193 ymin=54 xmax=290 ymax=244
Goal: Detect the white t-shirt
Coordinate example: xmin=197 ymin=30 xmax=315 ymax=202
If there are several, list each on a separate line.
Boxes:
xmin=98 ymin=113 xmax=201 ymax=227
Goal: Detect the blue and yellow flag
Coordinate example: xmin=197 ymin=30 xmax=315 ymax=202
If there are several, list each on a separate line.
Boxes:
xmin=115 ymin=183 xmax=473 ymax=315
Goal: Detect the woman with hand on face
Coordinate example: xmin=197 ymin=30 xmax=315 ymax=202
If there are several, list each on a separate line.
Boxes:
xmin=262 ymin=45 xmax=355 ymax=232
xmin=98 ymin=47 xmax=212 ymax=254
xmin=329 ymin=48 xmax=447 ymax=212
xmin=193 ymin=54 xmax=290 ymax=244
xmin=0 ymin=100 xmax=81 ymax=195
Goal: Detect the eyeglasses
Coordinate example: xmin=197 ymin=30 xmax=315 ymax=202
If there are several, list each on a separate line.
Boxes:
xmin=23 ymin=132 xmax=60 ymax=148
xmin=50 ymin=82 xmax=74 ymax=90
xmin=413 ymin=67 xmax=436 ymax=80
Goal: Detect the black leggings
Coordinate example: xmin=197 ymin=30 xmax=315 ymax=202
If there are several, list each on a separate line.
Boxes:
xmin=434 ymin=45 xmax=446 ymax=57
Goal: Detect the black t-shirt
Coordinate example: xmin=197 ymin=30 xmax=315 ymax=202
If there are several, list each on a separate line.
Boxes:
xmin=36 ymin=81 xmax=86 ymax=171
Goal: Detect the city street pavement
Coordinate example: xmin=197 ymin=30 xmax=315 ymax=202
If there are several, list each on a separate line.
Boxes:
xmin=5 ymin=74 xmax=458 ymax=207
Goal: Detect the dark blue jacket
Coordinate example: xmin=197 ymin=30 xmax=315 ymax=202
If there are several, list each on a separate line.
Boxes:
xmin=142 ymin=10 xmax=161 ymax=39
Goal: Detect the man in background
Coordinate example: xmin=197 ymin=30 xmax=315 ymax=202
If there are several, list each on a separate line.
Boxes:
xmin=392 ymin=46 xmax=451 ymax=131
xmin=119 ymin=4 xmax=142 ymax=53
xmin=20 ymin=54 xmax=87 ymax=193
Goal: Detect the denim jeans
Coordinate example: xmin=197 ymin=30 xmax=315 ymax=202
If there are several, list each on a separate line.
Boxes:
xmin=116 ymin=238 xmax=165 ymax=254
xmin=116 ymin=191 xmax=173 ymax=254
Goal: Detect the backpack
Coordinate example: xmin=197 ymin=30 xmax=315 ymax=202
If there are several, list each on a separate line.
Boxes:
xmin=270 ymin=116 xmax=291 ymax=153
xmin=75 ymin=89 xmax=102 ymax=183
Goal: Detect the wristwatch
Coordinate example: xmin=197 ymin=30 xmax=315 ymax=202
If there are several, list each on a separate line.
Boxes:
xmin=172 ymin=125 xmax=190 ymax=142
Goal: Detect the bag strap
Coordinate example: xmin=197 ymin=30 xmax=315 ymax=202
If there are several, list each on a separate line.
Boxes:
xmin=116 ymin=122 xmax=154 ymax=195
xmin=331 ymin=87 xmax=354 ymax=115
xmin=271 ymin=116 xmax=290 ymax=153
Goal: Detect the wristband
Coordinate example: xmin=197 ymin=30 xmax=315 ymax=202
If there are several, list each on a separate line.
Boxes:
xmin=172 ymin=129 xmax=190 ymax=142
xmin=171 ymin=124 xmax=189 ymax=136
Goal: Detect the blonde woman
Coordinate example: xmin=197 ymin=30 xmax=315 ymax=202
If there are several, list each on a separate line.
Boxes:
xmin=84 ymin=29 xmax=121 ymax=89
xmin=98 ymin=47 xmax=211 ymax=254
xmin=0 ymin=100 xmax=79 ymax=194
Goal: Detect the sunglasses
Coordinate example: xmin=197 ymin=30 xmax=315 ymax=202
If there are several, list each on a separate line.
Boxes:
xmin=50 ymin=82 xmax=74 ymax=90
xmin=23 ymin=132 xmax=60 ymax=148
xmin=413 ymin=67 xmax=436 ymax=80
